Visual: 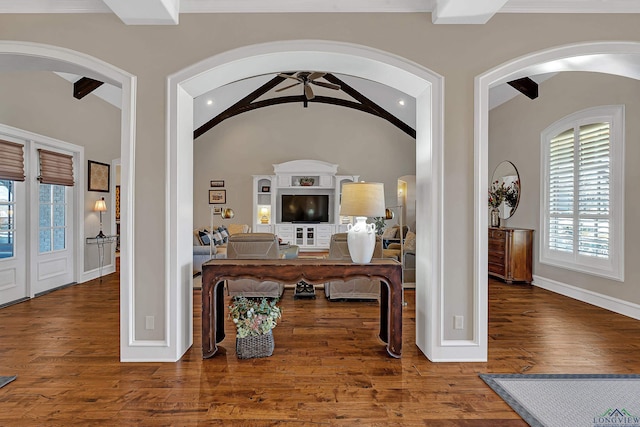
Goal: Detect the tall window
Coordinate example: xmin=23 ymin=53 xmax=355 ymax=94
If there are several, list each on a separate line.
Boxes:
xmin=540 ymin=105 xmax=624 ymax=280
xmin=0 ymin=180 xmax=15 ymax=259
xmin=39 ymin=184 xmax=67 ymax=253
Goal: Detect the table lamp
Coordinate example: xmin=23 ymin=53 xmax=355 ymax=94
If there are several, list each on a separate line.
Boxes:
xmin=94 ymin=197 xmax=107 ymax=238
xmin=339 ymin=182 xmax=385 ymax=263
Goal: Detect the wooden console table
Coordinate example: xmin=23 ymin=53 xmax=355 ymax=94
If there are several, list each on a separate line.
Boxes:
xmin=201 ymin=258 xmax=403 ymax=358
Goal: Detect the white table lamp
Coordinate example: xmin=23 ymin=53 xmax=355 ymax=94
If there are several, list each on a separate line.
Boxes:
xmin=339 ymin=182 xmax=385 ymax=263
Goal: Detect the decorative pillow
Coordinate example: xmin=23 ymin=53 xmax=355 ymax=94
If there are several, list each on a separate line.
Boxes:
xmin=226 ymin=223 xmax=249 ymax=235
xmin=198 ymin=230 xmax=211 ymax=246
xmin=211 ymin=231 xmax=224 ymax=246
xmin=217 ymin=226 xmax=229 ymax=243
xmin=382 ymin=227 xmax=398 ymax=239
xmin=404 ymin=231 xmax=416 ymax=252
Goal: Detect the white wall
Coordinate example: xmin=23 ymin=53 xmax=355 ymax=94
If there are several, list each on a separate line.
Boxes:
xmin=490 ymin=71 xmax=640 ymax=304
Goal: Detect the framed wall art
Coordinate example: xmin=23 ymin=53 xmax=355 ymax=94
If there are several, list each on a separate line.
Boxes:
xmin=88 ymin=160 xmax=110 ymax=192
xmin=212 ymin=207 xmax=222 ymax=215
xmin=115 ymin=185 xmax=121 ymax=221
xmin=210 ymin=180 xmax=225 ymax=188
xmin=209 ymin=189 xmax=226 ymax=204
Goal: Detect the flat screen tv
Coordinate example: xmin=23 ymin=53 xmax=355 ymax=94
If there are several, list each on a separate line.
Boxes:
xmin=281 ymin=194 xmax=329 ymax=223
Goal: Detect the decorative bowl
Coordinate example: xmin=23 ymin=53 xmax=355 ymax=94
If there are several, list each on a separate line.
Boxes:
xmin=299 ymin=177 xmax=315 ymax=186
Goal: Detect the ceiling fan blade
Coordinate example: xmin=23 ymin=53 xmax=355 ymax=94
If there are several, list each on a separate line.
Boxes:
xmin=304 ymin=84 xmax=315 ymax=100
xmin=277 ymin=73 xmax=302 ymax=82
xmin=311 ymin=80 xmax=340 ymax=90
xmin=307 ymin=72 xmax=326 ymax=80
xmin=275 ymin=82 xmax=301 ymax=92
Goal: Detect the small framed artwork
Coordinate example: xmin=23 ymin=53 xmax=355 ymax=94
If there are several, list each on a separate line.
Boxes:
xmin=209 ymin=189 xmax=226 ymax=204
xmin=261 ymin=186 xmax=270 ymax=193
xmin=210 ymin=180 xmax=225 ymax=188
xmin=115 ymin=185 xmax=121 ymax=221
xmin=212 ymin=207 xmax=222 ymax=215
xmin=88 ymin=160 xmax=110 ymax=192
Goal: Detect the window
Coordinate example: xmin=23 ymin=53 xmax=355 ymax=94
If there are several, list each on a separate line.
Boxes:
xmin=540 ymin=105 xmax=624 ymax=280
xmin=39 ymin=184 xmax=67 ymax=253
xmin=0 ymin=180 xmax=15 ymax=259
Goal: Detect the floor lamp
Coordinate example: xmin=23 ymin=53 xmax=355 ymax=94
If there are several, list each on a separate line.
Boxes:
xmin=209 ymin=206 xmax=235 ymax=259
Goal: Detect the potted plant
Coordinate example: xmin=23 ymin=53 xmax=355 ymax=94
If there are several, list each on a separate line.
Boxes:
xmin=229 ymin=296 xmax=282 ymax=359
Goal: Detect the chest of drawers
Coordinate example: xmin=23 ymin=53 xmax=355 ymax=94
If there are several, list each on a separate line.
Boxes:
xmin=488 ymin=227 xmax=533 ymax=284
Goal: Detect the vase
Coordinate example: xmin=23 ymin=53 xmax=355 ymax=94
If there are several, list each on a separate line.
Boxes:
xmin=236 ymin=330 xmax=275 ymax=359
xmin=490 ymin=208 xmax=500 ymax=228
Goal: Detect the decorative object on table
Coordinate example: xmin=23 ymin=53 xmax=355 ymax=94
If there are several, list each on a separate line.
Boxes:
xmin=87 ymin=160 xmax=110 ymax=192
xmin=339 ymin=181 xmax=386 ymax=263
xmin=260 ymin=206 xmax=269 ymax=224
xmin=94 ymin=197 xmax=107 ymax=238
xmin=209 ymin=189 xmax=226 ymax=204
xmin=229 ymin=296 xmax=282 ymax=359
xmin=261 ymin=185 xmax=270 ymax=193
xmin=488 ymin=180 xmax=506 ymax=228
xmin=294 ymin=281 xmax=316 ymax=299
xmin=210 ymin=180 xmax=224 ymax=187
xmin=299 ymin=177 xmax=315 ymax=186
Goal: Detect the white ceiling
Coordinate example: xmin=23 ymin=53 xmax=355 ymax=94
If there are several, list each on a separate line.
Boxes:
xmin=1 ymin=0 xmax=639 ymax=25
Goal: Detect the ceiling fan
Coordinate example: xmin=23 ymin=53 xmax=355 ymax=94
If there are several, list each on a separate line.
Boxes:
xmin=275 ymin=71 xmax=341 ymax=100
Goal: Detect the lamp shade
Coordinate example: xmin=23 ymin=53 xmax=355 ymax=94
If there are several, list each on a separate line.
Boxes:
xmin=94 ymin=197 xmax=107 ymax=212
xmin=339 ymin=182 xmax=385 ymax=217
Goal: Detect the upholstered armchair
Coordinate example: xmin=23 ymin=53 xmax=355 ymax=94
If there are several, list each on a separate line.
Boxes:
xmin=225 ymin=233 xmax=297 ymax=298
xmin=382 ymin=230 xmax=416 ymax=284
xmin=323 ymin=233 xmax=383 ymax=300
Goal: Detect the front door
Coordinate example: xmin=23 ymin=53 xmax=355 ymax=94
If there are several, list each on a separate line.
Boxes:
xmin=0 ymin=179 xmax=27 ymax=306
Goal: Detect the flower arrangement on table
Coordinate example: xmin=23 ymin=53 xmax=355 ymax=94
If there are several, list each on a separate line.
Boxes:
xmin=488 ymin=180 xmax=519 ymax=209
xmin=229 ymin=296 xmax=282 ymax=338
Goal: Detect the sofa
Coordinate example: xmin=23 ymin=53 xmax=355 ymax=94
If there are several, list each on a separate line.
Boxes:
xmin=192 ymin=223 xmax=251 ymax=274
xmin=323 ymin=233 xmax=383 ymax=300
xmin=225 ymin=232 xmax=298 ymax=298
xmin=382 ymin=230 xmax=416 ymax=284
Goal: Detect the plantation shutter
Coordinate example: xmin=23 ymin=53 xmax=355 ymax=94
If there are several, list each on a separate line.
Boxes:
xmin=38 ymin=149 xmax=75 ymax=186
xmin=577 ymin=122 xmax=610 ymax=258
xmin=0 ymin=139 xmax=26 ymax=182
xmin=548 ymin=128 xmax=574 ymax=253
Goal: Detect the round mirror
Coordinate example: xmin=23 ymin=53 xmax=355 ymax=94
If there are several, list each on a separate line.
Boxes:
xmin=491 ymin=161 xmax=520 ymax=220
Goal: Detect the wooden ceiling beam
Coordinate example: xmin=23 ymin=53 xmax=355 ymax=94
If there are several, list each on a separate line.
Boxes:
xmin=73 ymin=77 xmax=104 ymax=100
xmin=507 ymin=77 xmax=538 ymax=100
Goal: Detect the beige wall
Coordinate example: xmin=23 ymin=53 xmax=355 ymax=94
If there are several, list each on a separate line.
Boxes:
xmin=0 ymin=70 xmax=121 ymax=271
xmin=490 ymin=72 xmax=640 ymax=303
xmin=1 ymin=13 xmax=639 ymax=343
xmin=194 ymin=102 xmax=415 ymax=229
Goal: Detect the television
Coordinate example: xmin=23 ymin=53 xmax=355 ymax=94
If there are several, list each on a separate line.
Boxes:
xmin=281 ymin=194 xmax=329 ymax=223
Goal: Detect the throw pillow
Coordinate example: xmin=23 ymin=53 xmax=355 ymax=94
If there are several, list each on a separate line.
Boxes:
xmin=198 ymin=230 xmax=211 ymax=246
xmin=404 ymin=231 xmax=416 ymax=252
xmin=382 ymin=227 xmax=398 ymax=239
xmin=218 ymin=226 xmax=229 ymax=243
xmin=211 ymin=231 xmax=223 ymax=246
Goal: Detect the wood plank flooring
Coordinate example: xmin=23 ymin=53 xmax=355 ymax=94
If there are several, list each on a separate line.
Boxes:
xmin=1 ymin=273 xmax=640 ymax=426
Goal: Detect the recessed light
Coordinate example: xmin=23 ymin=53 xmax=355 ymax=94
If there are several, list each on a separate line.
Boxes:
xmin=398 ymin=99 xmax=405 ymax=106
xmin=207 ymin=99 xmax=213 ymax=105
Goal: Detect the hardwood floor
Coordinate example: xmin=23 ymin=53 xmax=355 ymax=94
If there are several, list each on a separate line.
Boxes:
xmin=1 ymin=274 xmax=640 ymax=426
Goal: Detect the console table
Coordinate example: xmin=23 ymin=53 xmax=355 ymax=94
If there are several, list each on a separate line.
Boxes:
xmin=201 ymin=258 xmax=403 ymax=358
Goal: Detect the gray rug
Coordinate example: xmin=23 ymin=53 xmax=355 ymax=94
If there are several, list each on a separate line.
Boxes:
xmin=480 ymin=374 xmax=640 ymax=427
xmin=0 ymin=375 xmax=16 ymax=389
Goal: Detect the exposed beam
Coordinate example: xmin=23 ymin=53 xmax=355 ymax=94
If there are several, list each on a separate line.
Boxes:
xmin=73 ymin=77 xmax=104 ymax=100
xmin=432 ymin=0 xmax=509 ymax=24
xmin=102 ymin=0 xmax=179 ymax=25
xmin=507 ymin=77 xmax=539 ymax=100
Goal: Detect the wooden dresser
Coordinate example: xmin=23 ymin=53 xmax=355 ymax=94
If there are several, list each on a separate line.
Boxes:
xmin=488 ymin=227 xmax=534 ymax=284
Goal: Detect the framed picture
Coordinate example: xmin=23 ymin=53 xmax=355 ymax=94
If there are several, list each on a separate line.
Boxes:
xmin=209 ymin=189 xmax=226 ymax=204
xmin=261 ymin=186 xmax=270 ymax=193
xmin=212 ymin=207 xmax=222 ymax=215
xmin=210 ymin=180 xmax=225 ymax=188
xmin=88 ymin=160 xmax=110 ymax=192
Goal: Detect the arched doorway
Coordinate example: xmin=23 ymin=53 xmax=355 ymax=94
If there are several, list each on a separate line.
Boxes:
xmin=166 ymin=40 xmax=448 ymax=361
xmin=475 ymin=41 xmax=640 ymax=352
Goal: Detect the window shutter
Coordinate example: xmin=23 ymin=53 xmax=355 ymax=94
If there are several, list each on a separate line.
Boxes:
xmin=548 ymin=128 xmax=574 ymax=253
xmin=38 ymin=149 xmax=75 ymax=186
xmin=578 ymin=122 xmax=610 ymax=258
xmin=0 ymin=139 xmax=25 ymax=182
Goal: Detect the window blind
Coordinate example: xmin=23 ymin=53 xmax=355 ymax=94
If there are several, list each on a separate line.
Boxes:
xmin=0 ymin=139 xmax=25 ymax=182
xmin=38 ymin=149 xmax=75 ymax=186
xmin=548 ymin=128 xmax=574 ymax=253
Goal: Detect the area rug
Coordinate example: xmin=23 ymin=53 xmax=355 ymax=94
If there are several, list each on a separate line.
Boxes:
xmin=480 ymin=374 xmax=640 ymax=427
xmin=0 ymin=375 xmax=17 ymax=389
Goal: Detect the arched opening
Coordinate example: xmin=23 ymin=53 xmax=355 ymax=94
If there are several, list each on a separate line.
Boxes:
xmin=166 ymin=40 xmax=450 ymax=361
xmin=476 ymin=41 xmax=640 ymax=354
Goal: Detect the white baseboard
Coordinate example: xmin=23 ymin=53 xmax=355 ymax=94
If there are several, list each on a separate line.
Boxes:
xmin=81 ymin=264 xmax=116 ymax=283
xmin=533 ymin=274 xmax=640 ymax=320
